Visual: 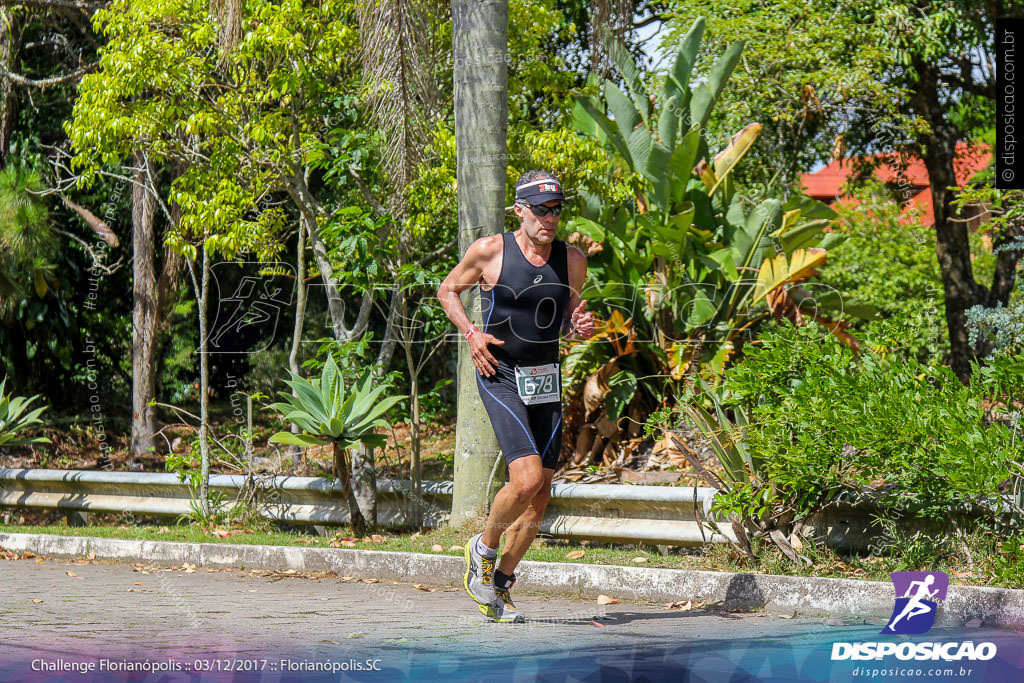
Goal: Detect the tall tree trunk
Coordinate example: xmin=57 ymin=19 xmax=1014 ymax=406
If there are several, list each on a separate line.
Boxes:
xmin=450 ymin=0 xmax=507 ymax=524
xmin=399 ymin=291 xmax=422 ymax=527
xmin=913 ymin=59 xmax=984 ymax=384
xmin=288 ymin=215 xmax=307 ymax=462
xmin=333 ymin=442 xmax=365 ymax=533
xmin=131 ymin=151 xmax=158 ymax=458
xmin=0 ymin=10 xmax=18 ymax=165
xmin=349 ymin=285 xmax=404 ymax=527
xmin=197 ymin=242 xmax=212 ymax=517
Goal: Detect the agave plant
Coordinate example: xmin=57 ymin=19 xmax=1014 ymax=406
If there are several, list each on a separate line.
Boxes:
xmin=0 ymin=377 xmax=50 ymax=447
xmin=268 ymin=355 xmax=405 ymax=531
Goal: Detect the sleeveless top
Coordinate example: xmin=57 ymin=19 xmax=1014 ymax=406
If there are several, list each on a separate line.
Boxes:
xmin=482 ymin=232 xmax=570 ymax=366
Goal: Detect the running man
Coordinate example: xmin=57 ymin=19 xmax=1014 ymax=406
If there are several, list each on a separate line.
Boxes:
xmin=436 ymin=171 xmax=595 ymax=623
xmin=886 ymin=574 xmax=939 ymax=632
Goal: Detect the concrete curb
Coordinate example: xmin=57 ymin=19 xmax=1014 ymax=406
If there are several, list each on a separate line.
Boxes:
xmin=2 ymin=532 xmax=1022 ymax=628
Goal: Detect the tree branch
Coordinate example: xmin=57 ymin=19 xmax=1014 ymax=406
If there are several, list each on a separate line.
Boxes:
xmin=0 ymin=63 xmax=94 ymax=87
xmin=417 ymin=238 xmax=455 ymax=267
xmin=52 ymin=227 xmax=124 ymax=274
xmin=0 ymin=0 xmax=104 ymax=10
xmin=348 ymin=164 xmax=387 ymax=217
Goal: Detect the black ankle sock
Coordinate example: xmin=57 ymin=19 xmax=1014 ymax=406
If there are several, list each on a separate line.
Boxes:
xmin=494 ymin=570 xmax=515 ymax=589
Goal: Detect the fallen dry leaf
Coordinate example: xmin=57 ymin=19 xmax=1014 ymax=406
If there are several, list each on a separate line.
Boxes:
xmin=566 ymin=550 xmax=585 ymax=560
xmin=34 ymin=557 xmax=44 ymax=564
xmin=413 ymin=584 xmax=437 ymax=593
xmin=430 ymin=544 xmax=444 ymax=552
xmin=590 ymin=621 xmax=605 ymax=628
xmin=777 ymin=610 xmax=797 ymax=619
xmin=340 ymin=540 xmax=356 ymax=547
xmin=87 ymin=551 xmax=96 ymax=561
xmin=133 ymin=582 xmax=144 ymax=586
xmin=449 ymin=545 xmax=462 ymax=551
xmin=362 ymin=578 xmax=380 ymax=584
xmin=596 ymin=595 xmax=618 ymax=605
xmin=631 ymin=557 xmax=648 ymax=563
xmin=348 ymin=632 xmax=365 ymax=638
xmin=32 ymin=598 xmax=43 ymax=604
xmin=789 ymin=534 xmax=803 ymax=553
xmin=66 ymin=570 xmax=77 ymax=577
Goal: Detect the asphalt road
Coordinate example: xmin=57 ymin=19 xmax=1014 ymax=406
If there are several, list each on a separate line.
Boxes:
xmin=0 ymin=556 xmax=1011 ymax=682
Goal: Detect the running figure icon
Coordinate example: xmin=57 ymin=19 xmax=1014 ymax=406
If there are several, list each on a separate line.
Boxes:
xmin=886 ymin=575 xmax=938 ymax=631
xmin=882 ymin=571 xmax=949 ymax=635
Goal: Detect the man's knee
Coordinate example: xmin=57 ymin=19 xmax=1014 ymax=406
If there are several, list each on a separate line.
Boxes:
xmin=531 ymin=483 xmax=552 ymax=510
xmin=509 ymin=465 xmax=545 ymax=502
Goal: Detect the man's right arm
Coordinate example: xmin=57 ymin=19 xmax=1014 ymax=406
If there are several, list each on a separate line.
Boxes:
xmin=436 ymin=236 xmax=505 ymax=377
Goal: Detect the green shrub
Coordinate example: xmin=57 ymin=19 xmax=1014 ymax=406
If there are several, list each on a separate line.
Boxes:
xmin=714 ymin=322 xmax=1023 ymax=534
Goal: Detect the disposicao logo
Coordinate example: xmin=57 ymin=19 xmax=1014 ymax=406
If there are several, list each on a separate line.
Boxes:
xmin=830 ymin=571 xmax=997 ymax=663
xmin=884 ymin=571 xmax=948 ymax=635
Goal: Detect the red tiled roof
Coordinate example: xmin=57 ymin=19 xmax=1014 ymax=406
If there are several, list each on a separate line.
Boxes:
xmin=799 ymin=142 xmax=991 ymax=226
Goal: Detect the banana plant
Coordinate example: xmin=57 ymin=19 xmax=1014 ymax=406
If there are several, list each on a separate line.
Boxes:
xmin=563 ymin=17 xmax=868 ymax=469
xmin=269 ymin=355 xmax=405 ymax=532
xmin=0 ymin=377 xmax=50 ymax=447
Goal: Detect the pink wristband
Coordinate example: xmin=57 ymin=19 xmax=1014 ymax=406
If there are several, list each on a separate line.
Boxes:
xmin=464 ymin=326 xmax=478 ymax=340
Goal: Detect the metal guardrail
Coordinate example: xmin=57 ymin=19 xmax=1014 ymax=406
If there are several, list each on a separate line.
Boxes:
xmin=0 ymin=469 xmax=734 ymax=546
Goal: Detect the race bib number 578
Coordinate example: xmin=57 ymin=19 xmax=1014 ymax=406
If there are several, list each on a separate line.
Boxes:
xmin=514 ymin=363 xmax=560 ymax=405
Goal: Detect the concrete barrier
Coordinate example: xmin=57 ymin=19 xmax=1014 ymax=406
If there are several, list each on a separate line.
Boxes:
xmin=0 ymin=469 xmax=733 ymax=546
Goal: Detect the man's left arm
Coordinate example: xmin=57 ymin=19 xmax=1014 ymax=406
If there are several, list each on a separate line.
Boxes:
xmin=564 ymin=246 xmax=595 ymax=340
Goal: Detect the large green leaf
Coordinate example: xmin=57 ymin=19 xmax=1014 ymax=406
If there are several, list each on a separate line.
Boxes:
xmin=690 ymin=40 xmax=745 ymax=128
xmin=657 ymin=94 xmax=680 ymax=150
xmin=626 ymin=126 xmax=652 ymax=173
xmin=281 ymin=377 xmax=329 ymax=425
xmin=779 ymin=220 xmax=831 ymax=254
xmin=645 ymin=141 xmax=673 ymax=212
xmin=605 ymin=35 xmax=651 ymax=125
xmin=269 ymin=431 xmax=329 ymax=447
xmin=664 ymin=17 xmax=705 ymax=105
xmin=574 ymin=97 xmax=632 ymax=165
xmin=605 ymin=370 xmax=638 ymax=423
xmin=685 ymin=288 xmax=717 ymax=327
xmin=605 ymin=81 xmax=640 ymax=153
xmin=668 ymin=127 xmax=702 ymax=205
xmin=320 ymin=355 xmax=340 ymax=401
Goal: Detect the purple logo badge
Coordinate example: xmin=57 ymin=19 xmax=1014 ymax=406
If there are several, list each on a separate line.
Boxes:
xmin=882 ymin=571 xmax=949 ymax=635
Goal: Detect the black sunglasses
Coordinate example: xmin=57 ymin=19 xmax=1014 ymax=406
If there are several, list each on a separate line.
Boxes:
xmin=519 ymin=202 xmax=563 ymax=217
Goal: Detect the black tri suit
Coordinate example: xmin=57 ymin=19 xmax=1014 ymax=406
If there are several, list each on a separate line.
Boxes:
xmin=476 ymin=232 xmax=570 ymax=469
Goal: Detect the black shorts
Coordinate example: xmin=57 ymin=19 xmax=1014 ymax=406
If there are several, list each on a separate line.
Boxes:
xmin=476 ymin=361 xmax=561 ymax=470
